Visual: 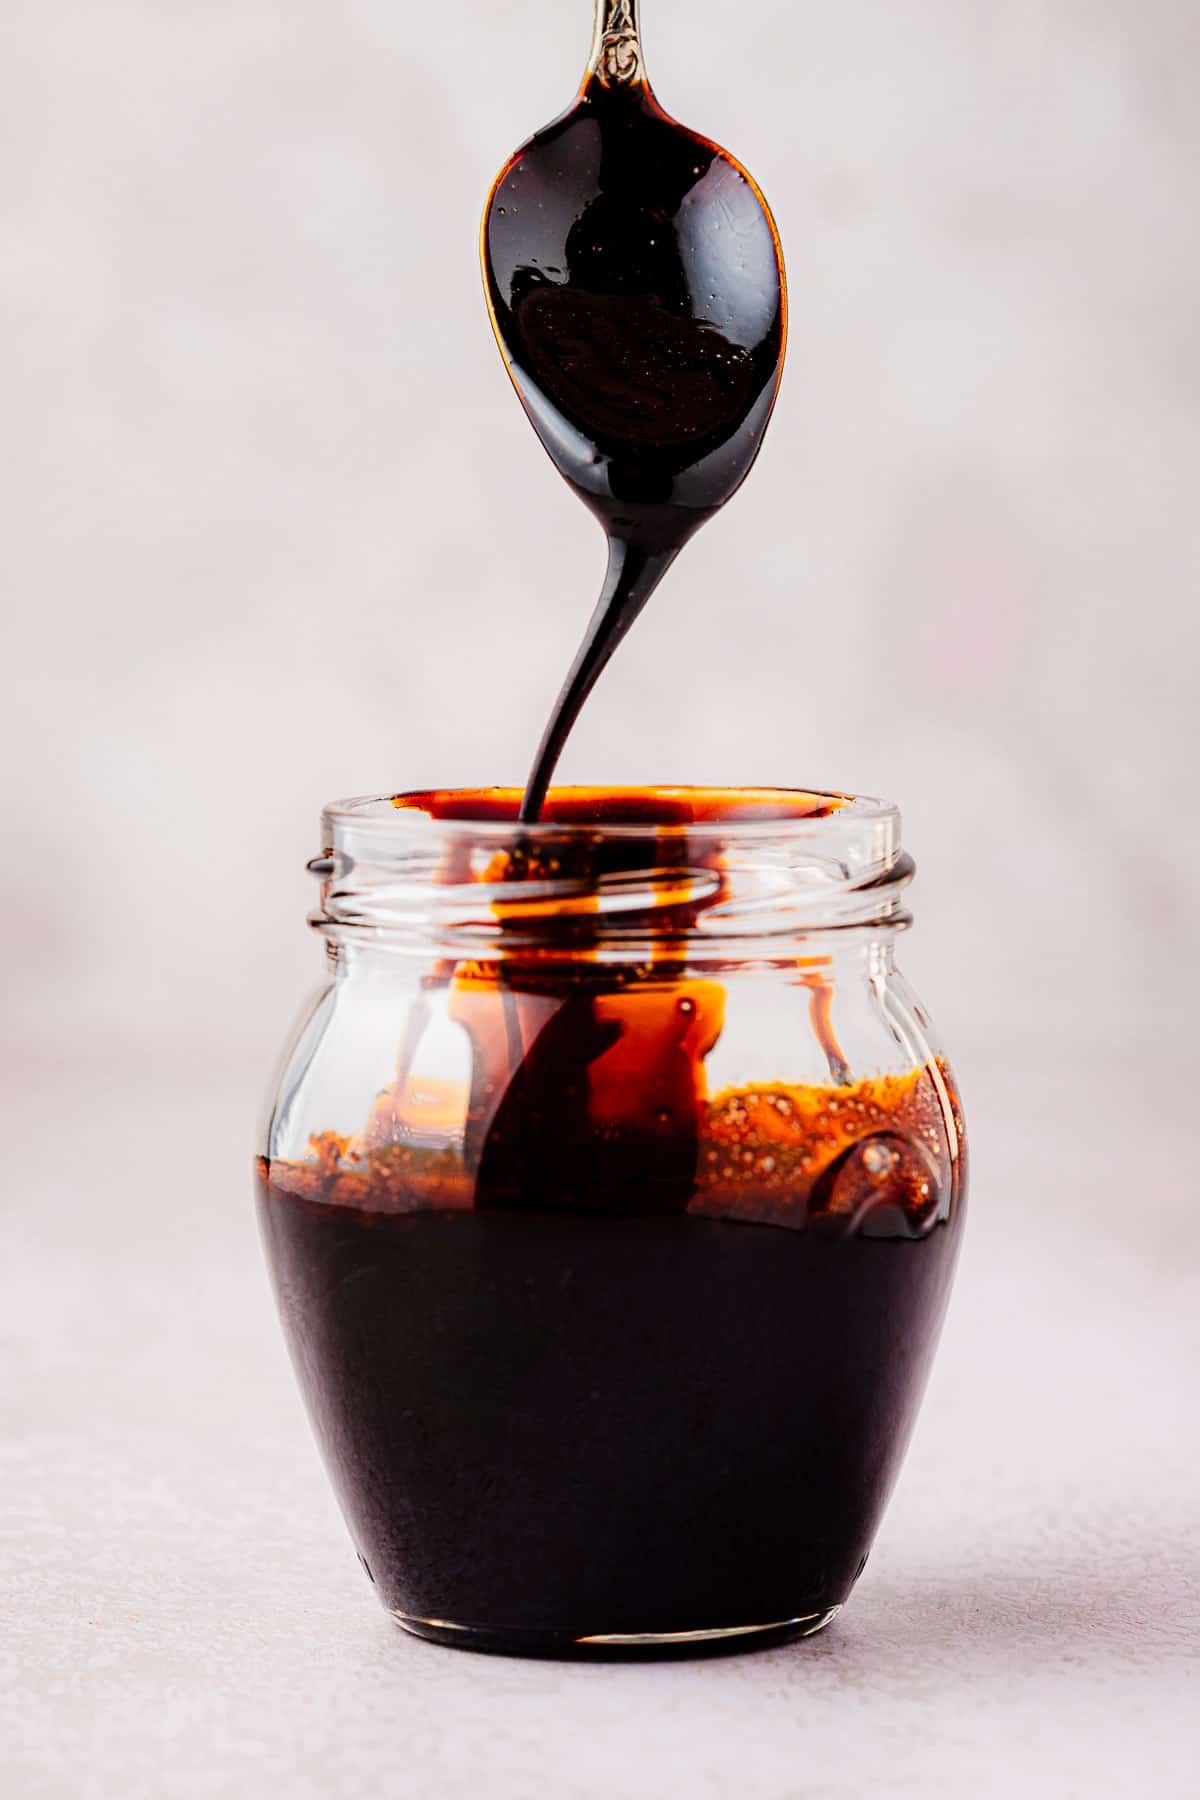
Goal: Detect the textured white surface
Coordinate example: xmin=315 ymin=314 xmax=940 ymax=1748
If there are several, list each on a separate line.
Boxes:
xmin=4 ymin=1057 xmax=1197 ymax=1798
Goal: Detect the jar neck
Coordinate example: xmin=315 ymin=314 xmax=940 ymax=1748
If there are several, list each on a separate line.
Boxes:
xmin=307 ymin=788 xmax=914 ymax=966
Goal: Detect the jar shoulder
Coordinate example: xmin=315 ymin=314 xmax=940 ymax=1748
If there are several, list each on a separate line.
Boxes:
xmin=260 ymin=952 xmax=965 ymax=1234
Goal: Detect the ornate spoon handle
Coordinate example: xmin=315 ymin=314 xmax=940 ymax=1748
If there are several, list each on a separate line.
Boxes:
xmin=587 ymin=0 xmax=647 ymax=88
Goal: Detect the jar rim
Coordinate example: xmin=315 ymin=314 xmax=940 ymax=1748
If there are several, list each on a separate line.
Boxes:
xmin=323 ymin=785 xmax=898 ymax=842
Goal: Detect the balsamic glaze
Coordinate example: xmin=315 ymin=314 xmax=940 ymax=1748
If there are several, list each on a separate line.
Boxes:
xmin=259 ymin=788 xmax=966 ymax=1649
xmin=482 ymin=77 xmax=785 ymax=818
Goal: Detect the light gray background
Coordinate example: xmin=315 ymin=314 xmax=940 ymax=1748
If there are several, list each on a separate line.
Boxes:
xmin=3 ymin=3 xmax=1197 ymax=1795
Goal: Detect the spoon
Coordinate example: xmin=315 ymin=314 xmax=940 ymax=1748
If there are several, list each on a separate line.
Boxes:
xmin=482 ymin=0 xmax=787 ymax=821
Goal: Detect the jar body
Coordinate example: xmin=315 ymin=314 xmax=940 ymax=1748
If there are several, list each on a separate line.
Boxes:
xmin=257 ymin=789 xmax=967 ymax=1654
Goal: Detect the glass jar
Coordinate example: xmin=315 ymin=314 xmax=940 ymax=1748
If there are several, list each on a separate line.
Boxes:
xmin=257 ymin=786 xmax=967 ymax=1656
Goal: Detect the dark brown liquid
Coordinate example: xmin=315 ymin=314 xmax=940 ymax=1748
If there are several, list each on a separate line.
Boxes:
xmin=482 ymin=78 xmax=785 ymax=818
xmin=260 ymin=788 xmax=967 ymax=1652
xmin=256 ymin=1191 xmax=960 ymax=1651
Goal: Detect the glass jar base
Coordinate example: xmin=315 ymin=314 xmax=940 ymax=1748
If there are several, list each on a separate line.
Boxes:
xmin=392 ymin=1605 xmax=842 ymax=1660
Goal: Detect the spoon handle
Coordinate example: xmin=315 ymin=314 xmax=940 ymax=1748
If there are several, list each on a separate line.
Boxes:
xmin=587 ymin=0 xmax=647 ymax=88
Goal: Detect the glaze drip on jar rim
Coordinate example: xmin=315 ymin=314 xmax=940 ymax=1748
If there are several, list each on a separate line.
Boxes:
xmin=388 ymin=786 xmax=849 ymax=829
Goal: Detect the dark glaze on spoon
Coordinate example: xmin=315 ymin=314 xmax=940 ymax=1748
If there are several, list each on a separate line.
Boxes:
xmin=482 ymin=0 xmax=787 ymax=820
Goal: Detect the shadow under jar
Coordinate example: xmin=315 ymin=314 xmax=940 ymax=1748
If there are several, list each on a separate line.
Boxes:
xmin=257 ymin=786 xmax=968 ymax=1657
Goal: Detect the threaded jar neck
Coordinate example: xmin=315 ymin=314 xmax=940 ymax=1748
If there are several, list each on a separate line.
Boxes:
xmin=308 ymin=786 xmax=913 ymax=963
